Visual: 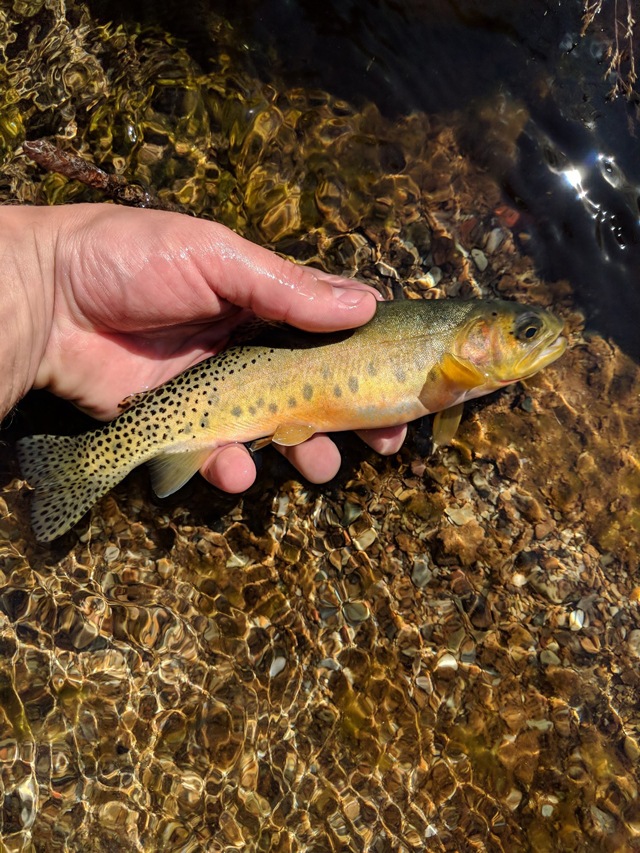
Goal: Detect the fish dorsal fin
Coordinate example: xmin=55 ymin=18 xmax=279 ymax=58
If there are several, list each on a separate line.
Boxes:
xmin=271 ymin=423 xmax=316 ymax=447
xmin=432 ymin=402 xmax=464 ymax=448
xmin=147 ymin=448 xmax=212 ymax=498
xmin=419 ymin=353 xmax=485 ymax=412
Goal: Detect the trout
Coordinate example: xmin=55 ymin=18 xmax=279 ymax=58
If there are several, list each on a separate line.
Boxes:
xmin=17 ymin=298 xmax=566 ymax=542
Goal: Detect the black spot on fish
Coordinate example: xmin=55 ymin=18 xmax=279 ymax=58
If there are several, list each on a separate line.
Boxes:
xmin=288 ymin=397 xmax=297 ymax=408
xmin=232 ymin=406 xmax=242 ymax=418
xmin=334 ymin=385 xmax=342 ymax=398
xmin=303 ymin=384 xmax=313 ymax=401
xmin=367 ymin=362 xmax=378 ymax=377
xmin=269 ymin=403 xmax=278 ymax=414
xmin=348 ymin=376 xmax=359 ymax=393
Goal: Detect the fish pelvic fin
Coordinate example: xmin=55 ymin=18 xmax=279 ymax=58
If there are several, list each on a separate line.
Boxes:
xmin=148 ymin=448 xmax=212 ymax=498
xmin=249 ymin=424 xmax=316 ymax=453
xmin=432 ymin=402 xmax=464 ymax=449
xmin=249 ymin=423 xmax=316 ymax=453
xmin=16 ymin=434 xmax=127 ymax=542
xmin=271 ymin=423 xmax=316 ymax=446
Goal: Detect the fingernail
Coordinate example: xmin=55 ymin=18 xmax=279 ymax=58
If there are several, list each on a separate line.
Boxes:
xmin=333 ymin=287 xmax=372 ymax=306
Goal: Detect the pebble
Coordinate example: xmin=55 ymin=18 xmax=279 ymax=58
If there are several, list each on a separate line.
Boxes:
xmin=269 ymin=657 xmax=287 ymax=678
xmin=343 ymin=601 xmax=370 ymax=624
xmin=411 ymin=557 xmax=433 ymax=589
xmin=470 ymin=248 xmax=488 ymax=271
xmin=569 ymin=609 xmax=585 ymax=631
xmin=540 ymin=649 xmax=561 ymax=666
xmin=505 ymin=788 xmax=522 ymax=810
xmin=627 ymin=629 xmax=640 ymax=658
xmin=415 ymin=675 xmax=433 ymax=693
xmin=445 ymin=505 xmax=476 ymax=526
xmin=485 ymin=227 xmax=505 ymax=253
xmin=425 ymin=266 xmax=442 ymax=287
xmin=436 ymin=653 xmax=458 ymax=671
xmin=352 ymin=528 xmax=377 ymax=551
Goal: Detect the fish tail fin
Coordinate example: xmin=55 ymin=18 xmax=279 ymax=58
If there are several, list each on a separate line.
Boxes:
xmin=16 ymin=433 xmax=125 ymax=542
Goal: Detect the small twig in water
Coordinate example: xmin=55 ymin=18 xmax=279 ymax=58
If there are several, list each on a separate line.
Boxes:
xmin=22 ymin=139 xmax=183 ymax=212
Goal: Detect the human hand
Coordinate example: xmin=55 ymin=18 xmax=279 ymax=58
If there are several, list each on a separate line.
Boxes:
xmin=4 ymin=203 xmax=407 ymax=492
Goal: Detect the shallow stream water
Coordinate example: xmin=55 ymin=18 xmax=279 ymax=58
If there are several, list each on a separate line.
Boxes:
xmin=0 ymin=1 xmax=639 ymax=851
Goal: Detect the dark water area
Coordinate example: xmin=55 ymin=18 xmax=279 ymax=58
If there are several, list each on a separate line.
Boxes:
xmin=90 ymin=0 xmax=640 ymax=360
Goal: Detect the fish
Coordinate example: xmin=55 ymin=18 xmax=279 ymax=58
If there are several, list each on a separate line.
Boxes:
xmin=17 ymin=298 xmax=566 ymax=542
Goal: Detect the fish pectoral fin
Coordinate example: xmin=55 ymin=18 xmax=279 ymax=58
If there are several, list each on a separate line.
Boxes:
xmin=419 ymin=354 xmax=485 ymax=411
xmin=439 ymin=353 xmax=485 ymax=389
xmin=148 ymin=448 xmax=213 ymax=498
xmin=432 ymin=402 xmax=464 ymax=448
xmin=271 ymin=423 xmax=316 ymax=447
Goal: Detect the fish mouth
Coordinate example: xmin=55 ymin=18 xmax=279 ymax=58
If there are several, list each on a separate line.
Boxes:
xmin=516 ymin=331 xmax=567 ymax=379
xmin=502 ymin=328 xmax=567 ymax=384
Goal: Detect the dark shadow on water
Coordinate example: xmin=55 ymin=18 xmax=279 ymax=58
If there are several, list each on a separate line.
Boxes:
xmin=87 ymin=0 xmax=640 ymax=362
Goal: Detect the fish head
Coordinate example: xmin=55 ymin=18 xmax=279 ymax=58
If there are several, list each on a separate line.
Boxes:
xmin=454 ymin=301 xmax=567 ymax=387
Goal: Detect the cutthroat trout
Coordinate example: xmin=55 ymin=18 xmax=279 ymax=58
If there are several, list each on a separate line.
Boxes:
xmin=17 ymin=298 xmax=566 ymax=541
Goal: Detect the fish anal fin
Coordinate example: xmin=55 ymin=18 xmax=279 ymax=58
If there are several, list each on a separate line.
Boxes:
xmin=271 ymin=423 xmax=316 ymax=447
xmin=432 ymin=402 xmax=464 ymax=448
xmin=249 ymin=435 xmax=274 ymax=452
xmin=419 ymin=354 xmax=485 ymax=412
xmin=148 ymin=448 xmax=212 ymax=498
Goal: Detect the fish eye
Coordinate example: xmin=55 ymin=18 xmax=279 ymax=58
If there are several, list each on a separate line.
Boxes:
xmin=515 ymin=314 xmax=543 ymax=342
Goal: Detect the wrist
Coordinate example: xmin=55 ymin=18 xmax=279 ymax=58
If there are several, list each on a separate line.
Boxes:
xmin=0 ymin=205 xmax=56 ymax=420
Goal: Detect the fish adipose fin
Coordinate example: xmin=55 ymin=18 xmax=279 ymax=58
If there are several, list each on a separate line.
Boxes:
xmin=117 ymin=388 xmax=154 ymax=412
xmin=16 ymin=434 xmax=126 ymax=542
xmin=148 ymin=448 xmax=213 ymax=498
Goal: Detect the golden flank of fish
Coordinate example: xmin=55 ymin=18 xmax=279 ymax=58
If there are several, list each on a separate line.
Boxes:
xmin=17 ymin=298 xmax=566 ymax=541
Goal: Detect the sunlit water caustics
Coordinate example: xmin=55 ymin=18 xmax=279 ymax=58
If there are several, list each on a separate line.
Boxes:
xmin=0 ymin=1 xmax=639 ymax=850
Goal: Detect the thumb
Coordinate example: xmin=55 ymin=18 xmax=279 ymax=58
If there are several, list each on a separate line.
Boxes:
xmin=195 ymin=220 xmax=381 ymax=332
